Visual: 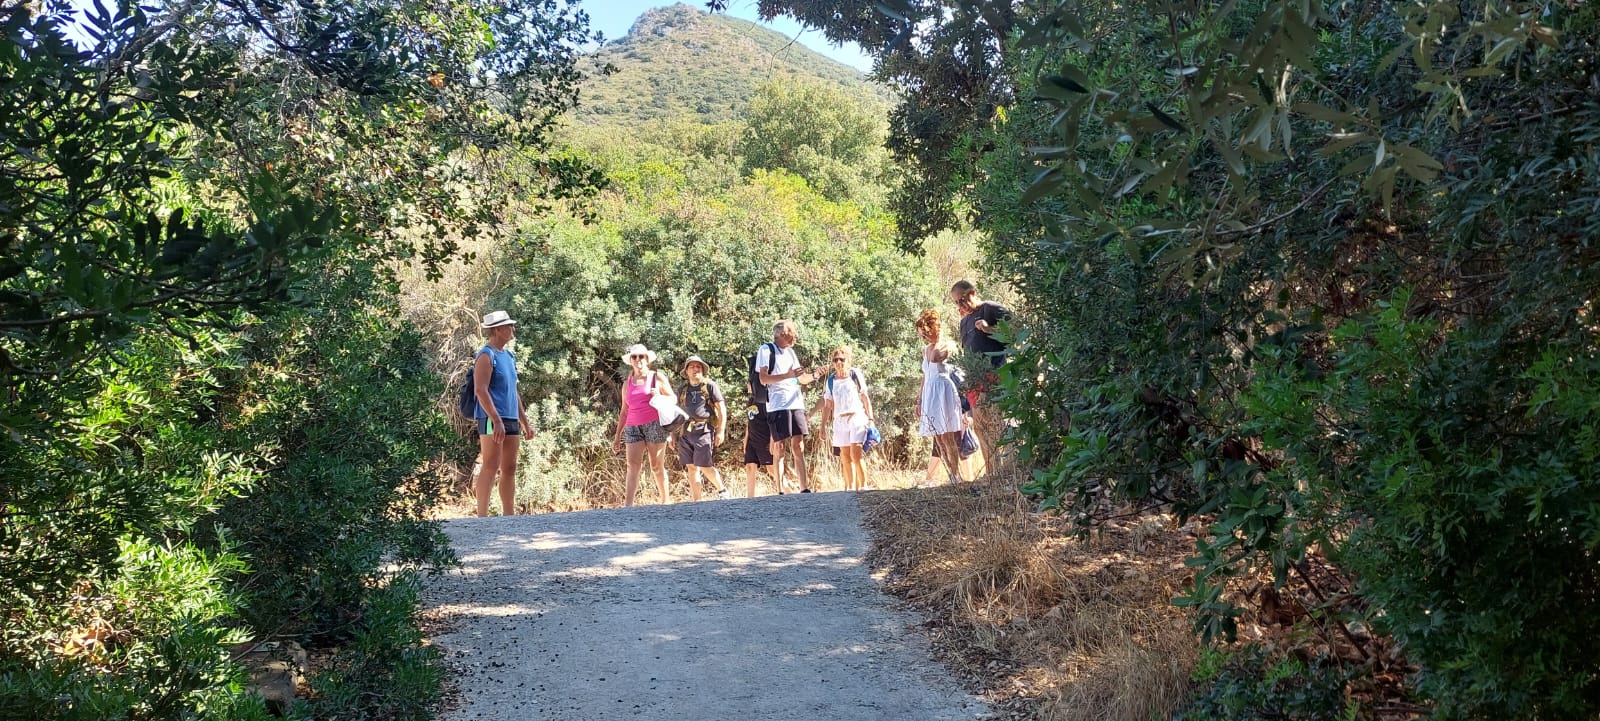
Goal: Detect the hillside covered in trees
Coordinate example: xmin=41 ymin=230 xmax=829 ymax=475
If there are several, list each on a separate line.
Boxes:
xmin=399 ymin=4 xmax=960 ymax=510
xmin=576 ymin=3 xmax=892 ymax=124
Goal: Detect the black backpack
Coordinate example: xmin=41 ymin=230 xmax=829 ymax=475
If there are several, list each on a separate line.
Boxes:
xmin=677 ymin=380 xmax=721 ymax=420
xmin=747 ymin=342 xmax=778 ymax=405
xmin=456 ymin=358 xmax=479 ymax=418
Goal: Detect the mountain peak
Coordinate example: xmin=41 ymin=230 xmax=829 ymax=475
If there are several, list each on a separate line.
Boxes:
xmin=627 ymin=3 xmax=702 ymax=37
xmin=578 ymin=5 xmax=888 ymax=125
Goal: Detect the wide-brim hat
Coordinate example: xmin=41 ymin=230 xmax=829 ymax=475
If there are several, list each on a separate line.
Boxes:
xmin=481 ymin=310 xmax=516 ymax=328
xmin=681 ymin=355 xmax=710 ymax=374
xmin=621 ymin=343 xmax=657 ymax=364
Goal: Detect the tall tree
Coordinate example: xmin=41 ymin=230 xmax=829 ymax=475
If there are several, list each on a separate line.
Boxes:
xmin=739 ymin=79 xmax=889 ymax=203
xmin=2 ymin=0 xmax=603 ymax=714
xmin=707 ymin=0 xmax=1012 ymax=250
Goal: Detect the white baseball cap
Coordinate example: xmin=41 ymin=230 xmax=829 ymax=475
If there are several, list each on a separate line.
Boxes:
xmin=481 ymin=310 xmax=517 ymax=328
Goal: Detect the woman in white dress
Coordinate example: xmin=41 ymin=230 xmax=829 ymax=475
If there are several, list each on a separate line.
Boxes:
xmin=815 ymin=346 xmax=875 ymax=491
xmin=915 ymin=309 xmax=966 ymax=484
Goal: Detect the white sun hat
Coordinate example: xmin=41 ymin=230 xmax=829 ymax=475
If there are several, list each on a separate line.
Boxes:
xmin=621 ymin=343 xmax=658 ymax=364
xmin=481 ymin=310 xmax=517 ymax=328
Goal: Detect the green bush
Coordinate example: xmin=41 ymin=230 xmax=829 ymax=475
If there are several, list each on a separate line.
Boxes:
xmin=2 ymin=0 xmax=599 ymax=716
xmin=306 ymin=574 xmax=443 ymax=721
xmin=483 ymin=165 xmax=943 ymax=499
xmin=1177 ymin=647 xmax=1356 ymax=721
xmin=1 ymin=273 xmax=458 ymax=718
xmin=842 ymin=0 xmax=1600 ymax=717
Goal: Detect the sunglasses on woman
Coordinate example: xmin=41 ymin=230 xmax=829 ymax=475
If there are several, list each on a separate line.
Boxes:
xmin=831 ymin=357 xmax=846 ymax=363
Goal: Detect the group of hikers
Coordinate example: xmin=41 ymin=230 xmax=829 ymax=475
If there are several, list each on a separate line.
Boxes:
xmin=465 ymin=281 xmax=1009 ymax=516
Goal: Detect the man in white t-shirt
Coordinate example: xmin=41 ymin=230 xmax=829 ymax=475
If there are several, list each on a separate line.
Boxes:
xmin=756 ymin=319 xmax=818 ymax=492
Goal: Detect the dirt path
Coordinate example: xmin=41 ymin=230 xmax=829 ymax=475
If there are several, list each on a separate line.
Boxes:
xmin=424 ymin=492 xmax=988 ymax=721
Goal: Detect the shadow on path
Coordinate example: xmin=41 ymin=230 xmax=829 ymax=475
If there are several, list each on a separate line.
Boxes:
xmin=425 ymin=492 xmax=985 ymax=721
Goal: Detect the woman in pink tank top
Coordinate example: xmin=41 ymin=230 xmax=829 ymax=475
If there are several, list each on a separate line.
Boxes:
xmin=613 ymin=343 xmax=673 ymax=507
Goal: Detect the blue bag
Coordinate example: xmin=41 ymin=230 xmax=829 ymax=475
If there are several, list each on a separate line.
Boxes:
xmin=862 ymin=425 xmax=883 ymax=455
xmin=958 ymin=428 xmax=979 ymax=459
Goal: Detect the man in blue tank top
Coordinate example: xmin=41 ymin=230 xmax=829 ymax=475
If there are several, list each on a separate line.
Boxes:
xmin=472 ymin=310 xmax=529 ymax=517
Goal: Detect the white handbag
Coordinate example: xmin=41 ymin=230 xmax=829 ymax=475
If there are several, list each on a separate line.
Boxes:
xmin=647 ymin=378 xmax=689 ymax=431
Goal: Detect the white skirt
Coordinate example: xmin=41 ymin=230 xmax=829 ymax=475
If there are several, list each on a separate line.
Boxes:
xmin=832 ymin=413 xmax=869 ymax=448
xmin=919 ymin=373 xmax=964 ymax=436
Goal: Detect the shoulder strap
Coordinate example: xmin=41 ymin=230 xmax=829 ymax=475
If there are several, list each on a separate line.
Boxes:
xmin=762 ymin=342 xmax=777 ymax=371
xmin=851 ymin=369 xmax=864 ymax=394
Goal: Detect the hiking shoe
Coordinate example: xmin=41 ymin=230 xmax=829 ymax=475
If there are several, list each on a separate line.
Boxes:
xmin=800 ymin=488 xmax=813 ymax=493
xmin=718 ymin=488 xmax=730 ymax=500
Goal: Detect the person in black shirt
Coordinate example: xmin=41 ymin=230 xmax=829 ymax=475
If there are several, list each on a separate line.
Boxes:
xmin=950 ymin=279 xmax=1010 ymax=368
xmin=677 ymin=356 xmax=729 ymax=501
xmin=949 ymin=280 xmax=1009 ymax=479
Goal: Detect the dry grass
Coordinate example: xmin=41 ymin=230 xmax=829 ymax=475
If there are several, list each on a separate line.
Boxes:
xmin=431 ymin=454 xmax=936 ymax=518
xmin=860 ymin=477 xmax=1200 ymax=721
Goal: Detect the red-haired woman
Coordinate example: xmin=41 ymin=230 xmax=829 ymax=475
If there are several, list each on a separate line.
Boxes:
xmin=915 ymin=309 xmax=966 ymax=484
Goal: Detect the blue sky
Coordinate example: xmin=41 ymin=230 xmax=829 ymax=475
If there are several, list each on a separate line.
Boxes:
xmin=58 ymin=0 xmax=874 ymax=73
xmin=582 ymin=0 xmax=873 ymax=72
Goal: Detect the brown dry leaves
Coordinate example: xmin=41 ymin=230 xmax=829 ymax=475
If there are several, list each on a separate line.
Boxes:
xmin=860 ymin=478 xmax=1199 ymax=721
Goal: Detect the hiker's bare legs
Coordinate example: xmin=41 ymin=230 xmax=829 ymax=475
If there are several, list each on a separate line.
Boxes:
xmin=475 ymin=435 xmax=503 ymax=517
xmin=647 ymin=442 xmax=669 ymax=503
xmin=841 ymin=445 xmax=865 ymax=491
xmin=624 ymin=440 xmax=647 ymax=507
xmin=770 ymin=439 xmax=787 ymax=492
xmin=840 ymin=445 xmax=863 ymax=491
xmin=498 ymin=434 xmax=520 ymax=515
xmin=936 ymin=432 xmax=964 ymax=484
xmin=687 ymin=466 xmax=702 ymax=502
xmin=787 ymin=437 xmax=812 ymax=491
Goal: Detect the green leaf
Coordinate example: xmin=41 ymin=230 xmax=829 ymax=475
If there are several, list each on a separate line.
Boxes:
xmin=1044 ymin=73 xmax=1089 ymax=94
xmin=1021 ymin=166 xmax=1066 ymax=205
xmin=1146 ymin=102 xmax=1188 ymax=133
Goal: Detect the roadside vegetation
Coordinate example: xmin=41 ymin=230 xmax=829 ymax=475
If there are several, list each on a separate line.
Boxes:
xmin=739 ymin=0 xmax=1600 ymax=718
xmin=2 ymin=1 xmax=599 ymax=716
xmin=10 ymin=0 xmax=1597 ymax=718
xmin=4 ymin=4 xmax=974 ymax=716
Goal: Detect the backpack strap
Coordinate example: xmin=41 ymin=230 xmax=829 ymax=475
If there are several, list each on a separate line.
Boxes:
xmin=827 ymin=370 xmax=867 ymax=400
xmin=853 ymin=369 xmax=869 ymax=415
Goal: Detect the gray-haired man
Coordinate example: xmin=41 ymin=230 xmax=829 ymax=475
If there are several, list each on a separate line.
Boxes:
xmin=755 ymin=320 xmax=818 ymax=492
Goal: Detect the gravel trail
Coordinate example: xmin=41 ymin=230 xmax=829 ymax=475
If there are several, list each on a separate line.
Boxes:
xmin=424 ymin=491 xmax=987 ymax=721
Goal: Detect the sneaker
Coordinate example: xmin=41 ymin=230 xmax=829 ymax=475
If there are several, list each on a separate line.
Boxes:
xmin=718 ymin=488 xmax=730 ymax=500
xmin=800 ymin=488 xmax=813 ymax=493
